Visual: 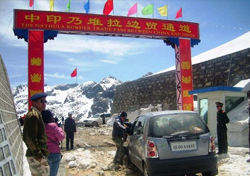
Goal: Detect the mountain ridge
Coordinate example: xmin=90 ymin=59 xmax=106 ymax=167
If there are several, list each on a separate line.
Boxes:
xmin=13 ymin=76 xmax=122 ymax=122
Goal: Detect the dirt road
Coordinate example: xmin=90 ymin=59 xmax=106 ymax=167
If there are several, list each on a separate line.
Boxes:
xmin=58 ymin=126 xmax=250 ymax=176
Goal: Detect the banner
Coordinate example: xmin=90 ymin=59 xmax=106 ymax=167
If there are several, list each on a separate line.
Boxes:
xmin=179 ymin=38 xmax=193 ymax=110
xmin=14 ymin=9 xmax=200 ymax=40
xmin=28 ymin=30 xmax=44 ymax=109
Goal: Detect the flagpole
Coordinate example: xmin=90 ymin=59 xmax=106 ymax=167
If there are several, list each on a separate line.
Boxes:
xmin=136 ymin=3 xmax=138 ymax=17
xmin=76 ymin=67 xmax=77 ymax=84
xmin=182 ymin=8 xmax=183 ymax=21
xmin=152 ymin=4 xmax=154 ymax=18
xmin=167 ymin=5 xmax=168 ymax=20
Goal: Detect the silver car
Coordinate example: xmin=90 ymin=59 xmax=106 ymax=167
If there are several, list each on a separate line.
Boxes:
xmin=127 ymin=111 xmax=218 ymax=176
xmin=83 ymin=113 xmax=111 ymax=127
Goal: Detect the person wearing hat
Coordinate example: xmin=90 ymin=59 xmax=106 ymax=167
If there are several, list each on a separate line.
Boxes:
xmin=216 ymin=102 xmax=230 ymax=154
xmin=42 ymin=109 xmax=65 ymax=176
xmin=112 ymin=112 xmax=130 ymax=166
xmin=23 ymin=93 xmax=50 ymax=175
xmin=64 ymin=112 xmax=76 ymax=150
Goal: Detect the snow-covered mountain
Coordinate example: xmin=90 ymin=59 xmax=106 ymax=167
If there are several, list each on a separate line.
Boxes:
xmin=12 ymin=76 xmax=122 ymax=122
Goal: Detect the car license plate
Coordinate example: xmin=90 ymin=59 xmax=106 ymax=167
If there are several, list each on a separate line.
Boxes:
xmin=171 ymin=141 xmax=197 ymax=151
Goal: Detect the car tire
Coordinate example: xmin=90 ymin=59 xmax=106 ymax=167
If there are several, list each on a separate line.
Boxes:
xmin=202 ymin=172 xmax=216 ymax=176
xmin=143 ymin=163 xmax=152 ymax=176
xmin=92 ymin=121 xmax=98 ymax=127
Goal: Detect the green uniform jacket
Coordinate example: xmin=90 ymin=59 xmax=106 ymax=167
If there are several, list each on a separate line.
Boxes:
xmin=23 ymin=107 xmax=49 ymax=159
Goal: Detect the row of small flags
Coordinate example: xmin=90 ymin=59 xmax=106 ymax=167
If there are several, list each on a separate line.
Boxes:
xmin=29 ymin=0 xmax=182 ymax=19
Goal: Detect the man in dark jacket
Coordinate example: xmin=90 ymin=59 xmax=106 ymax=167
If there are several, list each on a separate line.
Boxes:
xmin=216 ymin=102 xmax=230 ymax=154
xmin=112 ymin=112 xmax=128 ymax=165
xmin=64 ymin=112 xmax=76 ymax=150
xmin=23 ymin=93 xmax=50 ymax=175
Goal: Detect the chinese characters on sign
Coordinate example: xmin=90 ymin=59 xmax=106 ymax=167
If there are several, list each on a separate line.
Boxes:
xmin=14 ymin=10 xmax=199 ymax=39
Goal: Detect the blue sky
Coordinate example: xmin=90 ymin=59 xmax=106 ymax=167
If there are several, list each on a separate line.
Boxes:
xmin=0 ymin=0 xmax=250 ymax=87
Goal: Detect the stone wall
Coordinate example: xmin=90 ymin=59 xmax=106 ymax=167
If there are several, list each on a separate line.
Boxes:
xmin=0 ymin=55 xmax=23 ymax=176
xmin=112 ymin=48 xmax=250 ymax=114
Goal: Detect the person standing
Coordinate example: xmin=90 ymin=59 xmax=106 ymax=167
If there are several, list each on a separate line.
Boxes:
xmin=64 ymin=112 xmax=76 ymax=150
xmin=112 ymin=112 xmax=128 ymax=165
xmin=216 ymin=102 xmax=230 ymax=154
xmin=23 ymin=93 xmax=50 ymax=175
xmin=42 ymin=109 xmax=65 ymax=176
xmin=246 ymin=91 xmax=250 ymax=162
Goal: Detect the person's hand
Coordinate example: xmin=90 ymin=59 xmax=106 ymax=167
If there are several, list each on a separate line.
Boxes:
xmin=36 ymin=158 xmax=42 ymax=162
xmin=125 ymin=127 xmax=130 ymax=134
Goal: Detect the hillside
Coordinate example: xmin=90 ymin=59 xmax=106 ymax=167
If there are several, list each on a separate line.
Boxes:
xmin=12 ymin=76 xmax=122 ymax=122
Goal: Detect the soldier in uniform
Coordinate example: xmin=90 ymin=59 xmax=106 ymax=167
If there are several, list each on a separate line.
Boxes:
xmin=23 ymin=93 xmax=50 ymax=175
xmin=216 ymin=102 xmax=230 ymax=154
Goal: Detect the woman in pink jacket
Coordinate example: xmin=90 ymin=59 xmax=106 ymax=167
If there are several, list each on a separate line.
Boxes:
xmin=42 ymin=110 xmax=65 ymax=176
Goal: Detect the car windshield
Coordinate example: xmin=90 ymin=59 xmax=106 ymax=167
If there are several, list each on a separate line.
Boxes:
xmin=148 ymin=113 xmax=209 ymax=137
xmin=93 ymin=114 xmax=101 ymax=118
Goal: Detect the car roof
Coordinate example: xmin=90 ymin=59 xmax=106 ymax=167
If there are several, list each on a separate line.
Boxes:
xmin=141 ymin=110 xmax=198 ymax=118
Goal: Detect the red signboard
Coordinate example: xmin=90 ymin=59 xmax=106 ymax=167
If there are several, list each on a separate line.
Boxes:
xmin=179 ymin=38 xmax=193 ymax=111
xmin=14 ymin=9 xmax=200 ymax=40
xmin=28 ymin=30 xmax=44 ymax=109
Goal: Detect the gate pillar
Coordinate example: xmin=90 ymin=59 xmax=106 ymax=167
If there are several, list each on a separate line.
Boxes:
xmin=165 ymin=38 xmax=194 ymax=111
xmin=28 ymin=30 xmax=45 ymax=109
xmin=176 ymin=38 xmax=194 ymax=110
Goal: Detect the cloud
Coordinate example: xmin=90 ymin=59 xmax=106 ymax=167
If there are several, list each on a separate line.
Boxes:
xmin=45 ymin=72 xmax=84 ymax=80
xmin=99 ymin=60 xmax=117 ymax=64
xmin=45 ymin=73 xmax=67 ymax=79
xmin=44 ymin=36 xmax=143 ymax=56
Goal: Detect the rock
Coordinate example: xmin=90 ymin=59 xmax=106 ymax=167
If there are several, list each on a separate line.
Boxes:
xmin=97 ymin=171 xmax=105 ymax=175
xmin=68 ymin=161 xmax=78 ymax=168
xmin=78 ymin=162 xmax=90 ymax=170
xmin=66 ymin=156 xmax=76 ymax=162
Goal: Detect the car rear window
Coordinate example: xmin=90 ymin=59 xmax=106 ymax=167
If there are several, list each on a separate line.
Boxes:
xmin=148 ymin=113 xmax=209 ymax=137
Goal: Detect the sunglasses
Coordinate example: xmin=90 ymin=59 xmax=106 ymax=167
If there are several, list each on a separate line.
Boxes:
xmin=38 ymin=99 xmax=47 ymax=104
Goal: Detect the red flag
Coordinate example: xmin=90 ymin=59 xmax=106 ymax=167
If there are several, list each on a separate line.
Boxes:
xmin=29 ymin=0 xmax=34 ymax=7
xmin=71 ymin=68 xmax=77 ymax=77
xmin=175 ymin=7 xmax=182 ymax=19
xmin=103 ymin=0 xmax=113 ymax=15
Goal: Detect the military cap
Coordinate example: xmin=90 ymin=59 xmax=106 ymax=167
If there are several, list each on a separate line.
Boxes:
xmin=215 ymin=102 xmax=223 ymax=106
xmin=30 ymin=93 xmax=47 ymax=101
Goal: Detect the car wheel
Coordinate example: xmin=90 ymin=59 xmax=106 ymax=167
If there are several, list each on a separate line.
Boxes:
xmin=202 ymin=172 xmax=215 ymax=176
xmin=92 ymin=121 xmax=98 ymax=127
xmin=143 ymin=163 xmax=152 ymax=176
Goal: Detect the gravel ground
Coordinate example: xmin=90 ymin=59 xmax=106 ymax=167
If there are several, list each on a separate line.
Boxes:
xmin=57 ymin=126 xmax=250 ymax=176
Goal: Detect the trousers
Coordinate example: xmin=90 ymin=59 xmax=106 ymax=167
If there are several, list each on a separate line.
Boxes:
xmin=112 ymin=137 xmax=126 ymax=165
xmin=48 ymin=153 xmax=61 ymax=176
xmin=27 ymin=156 xmax=49 ymax=176
xmin=66 ymin=132 xmax=74 ymax=150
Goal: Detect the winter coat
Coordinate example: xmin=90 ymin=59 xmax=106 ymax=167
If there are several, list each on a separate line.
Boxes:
xmin=44 ymin=122 xmax=65 ymax=154
xmin=217 ymin=109 xmax=230 ymax=130
xmin=64 ymin=117 xmax=76 ymax=133
xmin=112 ymin=116 xmax=126 ymax=138
xmin=23 ymin=107 xmax=49 ymax=159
